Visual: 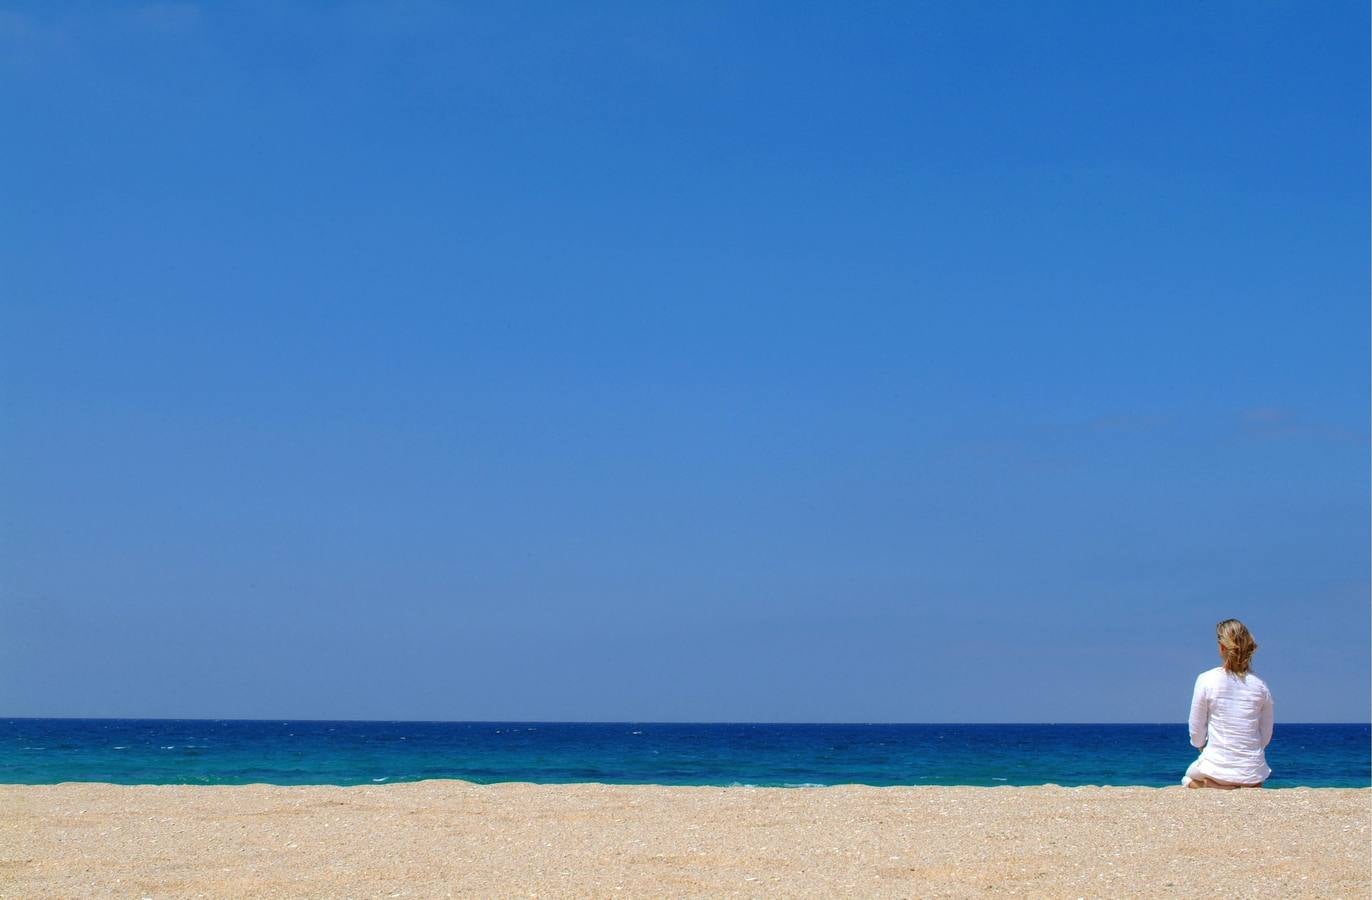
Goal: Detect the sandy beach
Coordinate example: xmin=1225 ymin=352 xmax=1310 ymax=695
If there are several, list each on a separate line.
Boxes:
xmin=2 ymin=782 xmax=1368 ymax=898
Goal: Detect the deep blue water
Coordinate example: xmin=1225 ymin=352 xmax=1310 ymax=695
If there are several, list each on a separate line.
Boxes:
xmin=2 ymin=720 xmax=1367 ymax=788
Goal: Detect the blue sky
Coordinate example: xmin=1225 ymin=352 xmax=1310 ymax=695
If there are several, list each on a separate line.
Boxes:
xmin=2 ymin=2 xmax=1367 ymax=722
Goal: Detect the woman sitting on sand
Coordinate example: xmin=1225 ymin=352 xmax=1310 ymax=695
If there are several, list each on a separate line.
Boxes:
xmin=1182 ymin=618 xmax=1274 ymax=789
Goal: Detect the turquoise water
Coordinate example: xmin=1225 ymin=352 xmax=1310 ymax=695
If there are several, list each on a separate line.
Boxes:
xmin=3 ymin=720 xmax=1367 ymax=787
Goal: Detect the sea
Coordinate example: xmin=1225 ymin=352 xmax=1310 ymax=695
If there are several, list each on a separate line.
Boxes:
xmin=2 ymin=720 xmax=1367 ymax=788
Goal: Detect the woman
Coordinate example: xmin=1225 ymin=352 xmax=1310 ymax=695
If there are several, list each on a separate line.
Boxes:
xmin=1182 ymin=618 xmax=1274 ymax=788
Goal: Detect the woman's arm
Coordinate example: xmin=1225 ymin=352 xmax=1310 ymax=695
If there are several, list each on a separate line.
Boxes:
xmin=1259 ymin=687 xmax=1274 ymax=748
xmin=1188 ymin=674 xmax=1209 ymax=749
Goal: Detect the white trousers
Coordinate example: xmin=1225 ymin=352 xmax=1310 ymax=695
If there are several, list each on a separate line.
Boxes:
xmin=1182 ymin=758 xmax=1263 ymax=788
xmin=1181 ymin=758 xmax=1207 ymax=786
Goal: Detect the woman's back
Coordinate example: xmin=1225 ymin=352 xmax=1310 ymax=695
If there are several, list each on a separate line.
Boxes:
xmin=1192 ymin=667 xmax=1273 ymax=756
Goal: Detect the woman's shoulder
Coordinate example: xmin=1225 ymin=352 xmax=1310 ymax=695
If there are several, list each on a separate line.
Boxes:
xmin=1201 ymin=667 xmax=1271 ymax=694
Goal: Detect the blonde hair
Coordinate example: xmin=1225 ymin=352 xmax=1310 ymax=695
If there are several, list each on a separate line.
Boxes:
xmin=1217 ymin=618 xmax=1258 ymax=676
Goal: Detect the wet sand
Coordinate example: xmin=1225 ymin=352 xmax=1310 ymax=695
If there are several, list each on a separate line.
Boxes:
xmin=2 ymin=781 xmax=1368 ymax=897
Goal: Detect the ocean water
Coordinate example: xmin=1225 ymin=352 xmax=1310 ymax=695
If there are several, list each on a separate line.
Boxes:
xmin=2 ymin=720 xmax=1366 ymax=788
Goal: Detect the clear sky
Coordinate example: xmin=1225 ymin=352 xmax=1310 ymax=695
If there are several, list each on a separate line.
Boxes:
xmin=2 ymin=2 xmax=1367 ymax=722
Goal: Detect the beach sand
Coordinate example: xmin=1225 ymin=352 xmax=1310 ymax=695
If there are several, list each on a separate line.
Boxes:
xmin=2 ymin=782 xmax=1367 ymax=898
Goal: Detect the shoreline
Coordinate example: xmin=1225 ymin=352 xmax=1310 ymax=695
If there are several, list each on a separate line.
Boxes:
xmin=5 ymin=778 xmax=1370 ymax=789
xmin=4 ymin=782 xmax=1368 ymax=897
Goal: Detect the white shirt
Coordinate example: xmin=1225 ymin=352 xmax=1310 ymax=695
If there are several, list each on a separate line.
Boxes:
xmin=1189 ymin=666 xmax=1274 ymax=784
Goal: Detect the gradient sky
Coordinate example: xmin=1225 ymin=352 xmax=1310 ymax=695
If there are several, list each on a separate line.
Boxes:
xmin=2 ymin=2 xmax=1367 ymax=722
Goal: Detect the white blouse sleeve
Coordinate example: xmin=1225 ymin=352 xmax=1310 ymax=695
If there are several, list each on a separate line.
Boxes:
xmin=1259 ymin=686 xmax=1274 ymax=747
xmin=1188 ymin=674 xmax=1209 ymax=749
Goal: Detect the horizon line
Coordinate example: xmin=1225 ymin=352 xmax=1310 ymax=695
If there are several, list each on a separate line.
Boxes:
xmin=5 ymin=716 xmax=1369 ymax=727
